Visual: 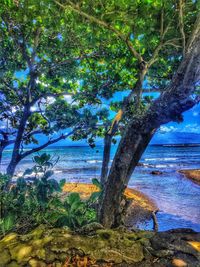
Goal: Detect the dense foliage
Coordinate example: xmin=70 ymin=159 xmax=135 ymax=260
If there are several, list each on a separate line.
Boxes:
xmin=0 ymin=0 xmax=113 ymax=176
xmin=0 ymin=154 xmax=97 ymax=236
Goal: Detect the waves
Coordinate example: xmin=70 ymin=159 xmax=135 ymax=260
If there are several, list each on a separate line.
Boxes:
xmin=144 ymin=157 xmax=178 ymax=161
xmin=86 ymin=160 xmax=102 ymax=164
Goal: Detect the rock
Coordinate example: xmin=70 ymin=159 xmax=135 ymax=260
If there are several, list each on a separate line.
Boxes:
xmin=138 ymin=238 xmax=151 ymax=247
xmin=179 ymin=169 xmax=200 ymax=185
xmin=0 ymin=249 xmax=11 ymax=266
xmin=167 ymin=228 xmax=197 ymax=234
xmin=7 ymin=261 xmax=21 ymax=267
xmin=187 ymin=241 xmax=200 ymax=252
xmin=0 ymin=233 xmax=18 ymax=252
xmin=97 ymin=229 xmax=114 ymax=239
xmin=151 ymin=170 xmax=163 ymax=175
xmin=136 ymin=231 xmax=155 ymax=240
xmin=10 ymin=244 xmax=33 ymax=263
xmin=0 ymin=226 xmax=199 ymax=266
xmin=151 ymin=249 xmax=174 ymax=257
xmin=172 ymin=258 xmax=188 ymax=267
xmin=150 ymin=233 xmax=174 ymax=250
xmin=29 ymin=259 xmax=47 ymax=267
xmin=78 ymin=222 xmax=104 ymax=235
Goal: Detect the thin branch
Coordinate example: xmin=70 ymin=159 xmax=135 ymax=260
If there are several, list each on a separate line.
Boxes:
xmin=160 ymin=7 xmax=164 ymax=37
xmin=50 ymin=51 xmax=103 ymax=69
xmin=54 ymin=0 xmax=143 ymax=62
xmin=31 ymin=28 xmax=41 ymax=64
xmin=23 ymin=129 xmax=43 ymax=140
xmin=20 ymin=130 xmax=75 ymax=159
xmin=0 ymin=139 xmax=15 ymax=147
xmin=0 ymin=129 xmax=8 ymax=140
xmin=30 ymin=92 xmax=73 ymax=106
xmin=2 ymin=79 xmax=24 ymax=104
xmin=148 ymin=21 xmax=174 ymax=67
xmin=178 ymin=0 xmax=186 ymax=56
xmin=37 ymin=100 xmax=51 ymax=128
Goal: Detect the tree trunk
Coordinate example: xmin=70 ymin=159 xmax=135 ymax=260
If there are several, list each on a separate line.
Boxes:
xmin=6 ymin=105 xmax=30 ymax=177
xmin=100 ymin=133 xmax=112 ymax=185
xmin=6 ymin=155 xmax=21 ymax=177
xmin=100 ymin=14 xmax=200 ymax=228
xmin=0 ymin=141 xmax=8 ymax=166
xmin=100 ymin=122 xmax=156 ymax=227
xmin=0 ymin=145 xmax=4 ymax=166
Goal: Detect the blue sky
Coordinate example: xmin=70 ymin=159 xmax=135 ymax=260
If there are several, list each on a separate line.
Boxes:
xmin=152 ymin=103 xmax=200 ymax=144
xmin=3 ymin=91 xmax=200 ymax=147
xmin=109 ymin=90 xmax=200 ymax=145
xmin=8 ymin=72 xmax=200 ymax=146
xmin=51 ymin=93 xmax=200 ymax=146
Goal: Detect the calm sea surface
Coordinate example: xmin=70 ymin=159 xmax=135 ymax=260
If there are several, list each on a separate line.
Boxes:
xmin=1 ymin=145 xmax=200 ymax=231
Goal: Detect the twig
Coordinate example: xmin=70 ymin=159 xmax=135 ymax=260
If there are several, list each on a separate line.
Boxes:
xmin=152 ymin=210 xmax=159 ymax=232
xmin=178 ymin=0 xmax=186 ymax=56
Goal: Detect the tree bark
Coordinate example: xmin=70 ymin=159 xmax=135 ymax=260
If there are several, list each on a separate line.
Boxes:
xmin=6 ymin=105 xmax=30 ymax=177
xmin=100 ymin=133 xmax=112 ymax=185
xmin=100 ymin=124 xmax=156 ymax=227
xmin=100 ymin=14 xmax=200 ymax=228
xmin=0 ymin=145 xmax=4 ymax=165
xmin=6 ymin=155 xmax=21 ymax=177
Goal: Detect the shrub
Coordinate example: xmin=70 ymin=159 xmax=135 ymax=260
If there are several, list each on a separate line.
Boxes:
xmin=0 ymin=153 xmax=97 ymax=236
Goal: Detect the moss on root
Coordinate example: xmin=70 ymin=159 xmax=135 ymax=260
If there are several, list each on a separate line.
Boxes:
xmin=0 ymin=225 xmax=146 ymax=266
xmin=0 ymin=225 xmax=199 ymax=266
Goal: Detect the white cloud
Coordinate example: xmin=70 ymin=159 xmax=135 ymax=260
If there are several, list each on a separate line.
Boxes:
xmin=159 ymin=123 xmax=200 ymax=134
xmin=193 ymin=111 xmax=199 ymax=117
xmin=159 ymin=126 xmax=177 ymax=133
xmin=47 ymin=97 xmax=56 ymax=104
xmin=11 ymin=107 xmax=17 ymax=113
xmin=64 ymin=95 xmax=72 ymax=103
xmin=30 ymin=106 xmax=37 ymax=112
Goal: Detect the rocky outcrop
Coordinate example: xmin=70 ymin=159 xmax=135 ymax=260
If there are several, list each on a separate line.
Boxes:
xmin=0 ymin=225 xmax=200 ymax=266
xmin=151 ymin=170 xmax=163 ymax=175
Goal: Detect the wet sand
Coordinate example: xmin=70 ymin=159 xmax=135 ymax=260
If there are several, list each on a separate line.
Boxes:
xmin=179 ymin=169 xmax=200 ymax=185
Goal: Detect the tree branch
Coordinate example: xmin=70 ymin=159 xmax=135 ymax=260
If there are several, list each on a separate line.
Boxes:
xmin=50 ymin=51 xmax=103 ymax=69
xmin=31 ymin=28 xmax=41 ymax=64
xmin=178 ymin=0 xmax=186 ymax=57
xmin=148 ymin=21 xmax=174 ymax=67
xmin=55 ymin=0 xmax=143 ymax=62
xmin=30 ymin=92 xmax=73 ymax=106
xmin=20 ymin=130 xmax=75 ymax=159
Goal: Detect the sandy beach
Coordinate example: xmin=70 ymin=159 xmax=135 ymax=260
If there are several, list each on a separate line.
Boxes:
xmin=179 ymin=169 xmax=200 ymax=185
xmin=62 ymin=183 xmax=157 ymax=227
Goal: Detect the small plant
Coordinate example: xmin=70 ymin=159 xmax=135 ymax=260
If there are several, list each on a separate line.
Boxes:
xmin=55 ymin=193 xmax=97 ymax=230
xmin=0 ymin=154 xmax=98 ymax=236
xmin=88 ymin=178 xmax=103 ymax=204
xmin=23 ymin=153 xmax=65 ymax=204
xmin=0 ymin=215 xmax=15 ymax=236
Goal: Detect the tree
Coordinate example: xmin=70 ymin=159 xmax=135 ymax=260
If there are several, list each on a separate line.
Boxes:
xmin=0 ymin=0 xmax=105 ymax=176
xmin=56 ymin=0 xmax=200 ymax=227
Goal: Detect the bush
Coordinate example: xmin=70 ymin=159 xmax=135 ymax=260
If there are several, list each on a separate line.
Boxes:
xmin=0 ymin=153 xmax=97 ymax=236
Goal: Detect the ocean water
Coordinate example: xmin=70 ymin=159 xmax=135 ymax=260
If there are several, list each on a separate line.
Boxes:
xmin=1 ymin=145 xmax=200 ymax=232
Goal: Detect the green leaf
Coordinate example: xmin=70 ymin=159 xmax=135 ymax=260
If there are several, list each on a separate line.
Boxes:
xmin=23 ymin=168 xmax=33 ymax=175
xmin=59 ymin=179 xmax=66 ymax=188
xmin=67 ymin=193 xmax=81 ymax=206
xmin=92 ymin=178 xmax=102 ymax=190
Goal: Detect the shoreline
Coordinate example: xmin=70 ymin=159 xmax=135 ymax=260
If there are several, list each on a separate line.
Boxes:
xmin=179 ymin=169 xmax=200 ymax=185
xmin=62 ymin=183 xmax=157 ymax=227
